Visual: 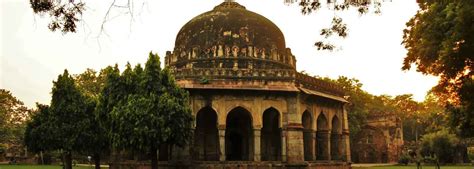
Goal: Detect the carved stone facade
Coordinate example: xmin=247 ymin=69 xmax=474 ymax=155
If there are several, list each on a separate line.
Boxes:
xmin=149 ymin=2 xmax=352 ymax=169
xmin=352 ymin=114 xmax=404 ymax=163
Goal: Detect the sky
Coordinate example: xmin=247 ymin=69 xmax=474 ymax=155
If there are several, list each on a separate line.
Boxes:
xmin=0 ymin=0 xmax=438 ymax=108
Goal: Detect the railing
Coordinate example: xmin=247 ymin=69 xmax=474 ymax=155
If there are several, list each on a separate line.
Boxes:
xmin=295 ymin=73 xmax=345 ymax=97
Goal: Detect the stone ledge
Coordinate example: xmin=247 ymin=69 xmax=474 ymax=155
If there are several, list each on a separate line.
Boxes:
xmin=110 ymin=161 xmax=351 ymax=169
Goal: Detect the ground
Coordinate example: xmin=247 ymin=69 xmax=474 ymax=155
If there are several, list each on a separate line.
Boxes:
xmin=0 ymin=164 xmax=107 ymax=169
xmin=352 ymin=165 xmax=473 ymax=169
xmin=1 ymin=164 xmax=472 ymax=169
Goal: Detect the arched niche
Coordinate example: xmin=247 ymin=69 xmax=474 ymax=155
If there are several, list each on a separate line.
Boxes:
xmin=194 ymin=106 xmax=219 ymax=161
xmin=316 ymin=112 xmax=329 ymax=160
xmin=225 ymin=106 xmax=253 ymax=161
xmin=302 ymin=110 xmax=313 ymax=161
xmin=261 ymin=107 xmax=281 ymax=161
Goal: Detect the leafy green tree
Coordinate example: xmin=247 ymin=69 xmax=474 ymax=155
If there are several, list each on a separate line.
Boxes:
xmin=74 ymin=68 xmax=105 ymax=98
xmin=108 ymin=53 xmax=193 ymax=169
xmin=330 ymin=76 xmax=371 ymax=139
xmin=95 ymin=65 xmax=124 ymax=167
xmin=420 ymin=129 xmax=460 ymax=163
xmin=72 ymin=68 xmax=108 ymax=169
xmin=40 ymin=70 xmax=96 ymax=169
xmin=24 ymin=104 xmax=57 ymax=155
xmin=0 ymin=89 xmax=30 ymax=158
xmin=402 ymin=0 xmax=474 ymax=138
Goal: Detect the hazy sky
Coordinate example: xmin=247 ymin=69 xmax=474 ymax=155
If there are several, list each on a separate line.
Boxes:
xmin=1 ymin=0 xmax=438 ymax=108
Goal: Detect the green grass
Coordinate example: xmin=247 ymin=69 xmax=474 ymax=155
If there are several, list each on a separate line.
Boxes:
xmin=0 ymin=164 xmax=103 ymax=169
xmin=353 ymin=165 xmax=474 ymax=169
xmin=2 ymin=164 xmax=472 ymax=169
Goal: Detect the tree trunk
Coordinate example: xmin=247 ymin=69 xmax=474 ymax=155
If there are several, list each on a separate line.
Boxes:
xmin=151 ymin=145 xmax=158 ymax=169
xmin=93 ymin=152 xmax=101 ymax=169
xmin=64 ymin=151 xmax=72 ymax=169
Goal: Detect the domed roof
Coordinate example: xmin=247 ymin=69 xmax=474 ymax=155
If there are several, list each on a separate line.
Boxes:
xmin=175 ymin=2 xmax=286 ymax=53
xmin=165 ymin=1 xmax=298 ymax=87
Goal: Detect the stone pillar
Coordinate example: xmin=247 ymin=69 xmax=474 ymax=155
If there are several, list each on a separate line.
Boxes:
xmin=253 ymin=128 xmax=261 ymax=161
xmin=286 ymin=123 xmax=304 ymax=162
xmin=311 ymin=131 xmax=317 ymax=161
xmin=218 ymin=126 xmax=226 ymax=161
xmin=342 ymin=103 xmax=351 ymax=162
xmin=281 ymin=128 xmax=287 ymax=162
xmin=342 ymin=129 xmax=351 ymax=162
xmin=327 ymin=131 xmax=332 ymax=161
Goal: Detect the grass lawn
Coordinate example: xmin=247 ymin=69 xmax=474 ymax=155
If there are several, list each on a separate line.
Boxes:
xmin=0 ymin=164 xmax=106 ymax=169
xmin=353 ymin=165 xmax=474 ymax=169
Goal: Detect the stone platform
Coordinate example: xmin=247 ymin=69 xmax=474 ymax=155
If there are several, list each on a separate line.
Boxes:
xmin=111 ymin=161 xmax=351 ymax=169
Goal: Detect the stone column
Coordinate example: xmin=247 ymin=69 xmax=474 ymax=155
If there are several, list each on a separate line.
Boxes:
xmin=327 ymin=131 xmax=332 ymax=161
xmin=253 ymin=128 xmax=261 ymax=161
xmin=286 ymin=123 xmax=304 ymax=162
xmin=342 ymin=103 xmax=351 ymax=162
xmin=281 ymin=128 xmax=287 ymax=162
xmin=312 ymin=130 xmax=317 ymax=161
xmin=342 ymin=129 xmax=351 ymax=162
xmin=218 ymin=126 xmax=226 ymax=161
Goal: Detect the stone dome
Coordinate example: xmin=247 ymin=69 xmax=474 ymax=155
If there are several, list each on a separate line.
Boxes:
xmin=163 ymin=1 xmax=346 ymax=98
xmin=175 ymin=2 xmax=286 ymax=54
xmin=166 ymin=1 xmax=297 ymax=76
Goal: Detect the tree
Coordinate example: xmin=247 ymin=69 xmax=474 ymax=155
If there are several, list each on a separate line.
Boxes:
xmin=108 ymin=53 xmax=193 ymax=169
xmin=402 ymin=0 xmax=474 ymax=137
xmin=0 ymin=89 xmax=30 ymax=159
xmin=46 ymin=70 xmax=96 ymax=169
xmin=73 ymin=69 xmax=108 ymax=169
xmin=24 ymin=104 xmax=57 ymax=157
xmin=420 ymin=129 xmax=460 ymax=164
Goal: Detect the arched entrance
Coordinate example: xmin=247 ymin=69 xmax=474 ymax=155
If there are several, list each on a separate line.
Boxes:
xmin=316 ymin=113 xmax=329 ymax=160
xmin=302 ymin=111 xmax=313 ymax=161
xmin=194 ymin=107 xmax=219 ymax=161
xmin=225 ymin=107 xmax=253 ymax=161
xmin=261 ymin=108 xmax=281 ymax=161
xmin=331 ymin=115 xmax=342 ymax=160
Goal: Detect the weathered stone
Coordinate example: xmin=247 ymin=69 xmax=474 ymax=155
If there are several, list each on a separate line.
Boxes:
xmin=126 ymin=1 xmax=352 ymax=169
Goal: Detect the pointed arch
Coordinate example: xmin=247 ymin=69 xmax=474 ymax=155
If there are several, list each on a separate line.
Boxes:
xmin=316 ymin=112 xmax=329 ymax=160
xmin=302 ymin=110 xmax=313 ymax=161
xmin=194 ymin=106 xmax=219 ymax=161
xmin=331 ymin=115 xmax=342 ymax=160
xmin=225 ymin=106 xmax=253 ymax=161
xmin=261 ymin=107 xmax=282 ymax=161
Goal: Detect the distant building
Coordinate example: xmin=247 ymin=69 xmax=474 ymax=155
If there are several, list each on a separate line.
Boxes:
xmin=160 ymin=1 xmax=351 ymax=168
xmin=352 ymin=113 xmax=404 ymax=163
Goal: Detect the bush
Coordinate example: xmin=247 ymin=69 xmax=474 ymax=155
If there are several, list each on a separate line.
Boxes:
xmin=420 ymin=130 xmax=459 ymax=163
xmin=468 ymin=147 xmax=474 ymax=162
xmin=398 ymin=154 xmax=410 ymax=165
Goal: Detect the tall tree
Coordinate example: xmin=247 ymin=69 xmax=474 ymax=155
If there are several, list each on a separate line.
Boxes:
xmin=0 ymin=89 xmax=30 ymax=158
xmin=48 ymin=70 xmax=96 ymax=169
xmin=24 ymin=104 xmax=57 ymax=156
xmin=402 ymin=0 xmax=474 ymax=138
xmin=109 ymin=52 xmax=193 ymax=169
xmin=0 ymin=89 xmax=29 ymax=142
xmin=73 ymin=69 xmax=108 ymax=169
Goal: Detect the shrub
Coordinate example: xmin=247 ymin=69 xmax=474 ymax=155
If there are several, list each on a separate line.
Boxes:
xmin=420 ymin=130 xmax=459 ymax=163
xmin=398 ymin=154 xmax=410 ymax=165
xmin=468 ymin=147 xmax=474 ymax=162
